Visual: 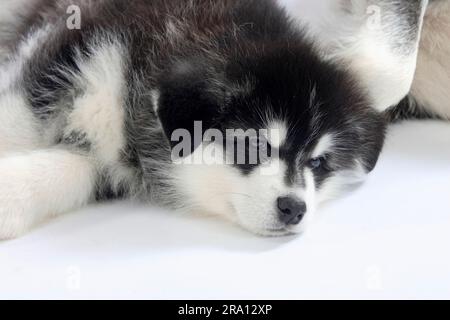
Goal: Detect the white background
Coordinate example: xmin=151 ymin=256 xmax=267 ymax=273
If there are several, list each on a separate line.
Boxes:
xmin=1 ymin=121 xmax=449 ymax=299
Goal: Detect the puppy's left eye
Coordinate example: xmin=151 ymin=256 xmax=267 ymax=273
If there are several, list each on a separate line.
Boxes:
xmin=250 ymin=136 xmax=269 ymax=150
xmin=308 ymin=156 xmax=326 ymax=170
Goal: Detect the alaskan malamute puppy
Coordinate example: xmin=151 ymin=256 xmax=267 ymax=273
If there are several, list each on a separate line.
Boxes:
xmin=0 ymin=0 xmax=427 ymax=239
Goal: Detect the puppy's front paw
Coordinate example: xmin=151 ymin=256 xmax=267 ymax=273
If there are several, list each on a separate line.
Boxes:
xmin=0 ymin=207 xmax=31 ymax=240
xmin=0 ymin=186 xmax=35 ymax=240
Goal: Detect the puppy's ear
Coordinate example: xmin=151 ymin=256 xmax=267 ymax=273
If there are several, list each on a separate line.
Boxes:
xmin=356 ymin=110 xmax=386 ymax=173
xmin=157 ymin=60 xmax=228 ymax=151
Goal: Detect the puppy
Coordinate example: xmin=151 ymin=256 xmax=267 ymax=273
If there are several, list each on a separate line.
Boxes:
xmin=0 ymin=0 xmax=389 ymax=239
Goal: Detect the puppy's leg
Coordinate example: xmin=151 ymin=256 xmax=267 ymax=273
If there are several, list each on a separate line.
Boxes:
xmin=0 ymin=92 xmax=42 ymax=156
xmin=349 ymin=0 xmax=428 ymax=112
xmin=0 ymin=149 xmax=96 ymax=239
xmin=342 ymin=0 xmax=428 ymax=112
xmin=281 ymin=0 xmax=429 ymax=111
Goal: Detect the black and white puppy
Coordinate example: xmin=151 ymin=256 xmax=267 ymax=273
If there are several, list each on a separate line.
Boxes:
xmin=0 ymin=0 xmax=425 ymax=239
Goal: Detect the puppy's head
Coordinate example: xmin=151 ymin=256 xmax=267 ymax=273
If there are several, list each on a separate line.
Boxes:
xmin=157 ymin=46 xmax=386 ymax=236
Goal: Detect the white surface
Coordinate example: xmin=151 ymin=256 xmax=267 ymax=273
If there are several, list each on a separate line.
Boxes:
xmin=0 ymin=121 xmax=450 ymax=299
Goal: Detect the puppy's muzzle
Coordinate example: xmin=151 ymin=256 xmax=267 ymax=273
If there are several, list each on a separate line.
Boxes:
xmin=277 ymin=196 xmax=306 ymax=225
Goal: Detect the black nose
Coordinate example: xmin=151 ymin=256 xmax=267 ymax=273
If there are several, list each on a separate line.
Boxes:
xmin=277 ymin=196 xmax=306 ymax=225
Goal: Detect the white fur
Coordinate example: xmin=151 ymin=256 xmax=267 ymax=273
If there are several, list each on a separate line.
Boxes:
xmin=266 ymin=120 xmax=288 ymax=149
xmin=279 ymin=0 xmax=428 ymax=111
xmin=174 ymin=155 xmax=240 ymax=218
xmin=312 ymin=133 xmax=334 ymax=158
xmin=151 ymin=89 xmax=161 ymax=113
xmin=67 ymin=42 xmax=127 ymax=165
xmin=316 ymin=161 xmax=367 ymax=204
xmin=0 ymin=42 xmax=131 ymax=238
xmin=298 ymin=168 xmax=317 ymax=232
xmin=0 ymin=150 xmax=95 ymax=239
xmin=345 ymin=36 xmax=419 ymax=112
xmin=0 ymin=93 xmax=41 ymax=155
xmin=174 ymin=142 xmax=319 ymax=236
xmin=175 ymin=158 xmax=293 ymax=235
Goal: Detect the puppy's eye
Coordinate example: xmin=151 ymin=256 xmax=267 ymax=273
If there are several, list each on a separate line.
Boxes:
xmin=250 ymin=136 xmax=268 ymax=149
xmin=308 ymin=156 xmax=326 ymax=170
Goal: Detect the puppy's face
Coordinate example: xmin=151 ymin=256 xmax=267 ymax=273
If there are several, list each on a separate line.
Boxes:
xmin=158 ymin=47 xmax=386 ymax=236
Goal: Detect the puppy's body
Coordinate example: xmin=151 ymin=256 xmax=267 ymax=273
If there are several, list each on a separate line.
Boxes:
xmin=0 ymin=0 xmax=390 ymax=238
xmin=280 ymin=0 xmax=428 ymax=113
xmin=281 ymin=0 xmax=450 ymax=122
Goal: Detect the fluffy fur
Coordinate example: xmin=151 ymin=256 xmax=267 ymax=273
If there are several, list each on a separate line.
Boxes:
xmin=6 ymin=0 xmax=434 ymax=239
xmin=280 ymin=0 xmax=429 ymax=112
